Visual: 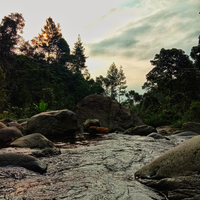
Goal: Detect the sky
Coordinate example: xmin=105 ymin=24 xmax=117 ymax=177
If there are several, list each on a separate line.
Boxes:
xmin=0 ymin=0 xmax=199 ymax=93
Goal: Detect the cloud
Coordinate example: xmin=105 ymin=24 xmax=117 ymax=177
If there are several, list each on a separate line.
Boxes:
xmin=85 ymin=8 xmax=119 ymax=29
xmin=87 ymin=0 xmax=199 ymax=62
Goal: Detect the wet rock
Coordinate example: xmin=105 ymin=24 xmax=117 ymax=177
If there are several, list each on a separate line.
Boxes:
xmin=0 ymin=127 xmax=23 ymax=147
xmin=124 ymin=125 xmax=156 ymax=136
xmin=135 ymin=135 xmax=200 ymax=200
xmin=0 ymin=153 xmax=47 ymax=174
xmin=27 ymin=109 xmax=78 ymax=137
xmin=10 ymin=133 xmax=54 ymax=149
xmin=0 ymin=133 xmax=186 ymax=200
xmin=147 ymin=132 xmax=168 ymax=140
xmin=156 ymin=126 xmax=180 ymax=135
xmin=74 ymin=94 xmax=144 ymax=132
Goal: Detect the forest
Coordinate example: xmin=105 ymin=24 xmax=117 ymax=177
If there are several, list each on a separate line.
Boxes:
xmin=0 ymin=13 xmax=200 ymax=128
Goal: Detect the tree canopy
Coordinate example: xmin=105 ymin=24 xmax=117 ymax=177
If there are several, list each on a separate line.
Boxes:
xmin=0 ymin=12 xmax=200 ymax=128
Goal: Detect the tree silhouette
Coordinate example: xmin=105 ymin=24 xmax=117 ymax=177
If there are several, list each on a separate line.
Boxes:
xmin=31 ymin=17 xmax=62 ymax=62
xmin=0 ymin=13 xmax=24 ymax=59
xmin=71 ymin=34 xmax=87 ymax=73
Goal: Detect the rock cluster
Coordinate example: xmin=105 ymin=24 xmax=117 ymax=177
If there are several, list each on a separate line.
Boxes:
xmin=0 ymin=94 xmax=200 ymax=199
xmin=74 ymin=94 xmax=144 ymax=132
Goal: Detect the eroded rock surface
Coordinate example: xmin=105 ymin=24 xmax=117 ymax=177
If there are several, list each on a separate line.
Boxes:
xmin=0 ymin=133 xmax=189 ymax=200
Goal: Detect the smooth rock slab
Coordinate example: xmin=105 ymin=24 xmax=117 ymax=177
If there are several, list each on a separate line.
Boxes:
xmin=135 ymin=135 xmax=200 ymax=199
xmin=0 ymin=153 xmax=47 ymax=174
xmin=0 ymin=133 xmax=189 ymax=200
xmin=10 ymin=133 xmax=54 ymax=149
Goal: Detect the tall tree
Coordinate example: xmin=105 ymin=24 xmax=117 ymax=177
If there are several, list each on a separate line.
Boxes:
xmin=100 ymin=63 xmax=127 ymax=100
xmin=0 ymin=13 xmax=24 ymax=65
xmin=106 ymin=63 xmax=119 ymax=99
xmin=117 ymin=65 xmax=127 ymax=102
xmin=191 ymin=35 xmax=200 ymax=69
xmin=71 ymin=34 xmax=87 ymax=73
xmin=147 ymin=48 xmax=195 ymax=97
xmin=124 ymin=90 xmax=142 ymax=108
xmin=31 ymin=17 xmax=62 ymax=62
xmin=57 ymin=37 xmax=70 ymax=64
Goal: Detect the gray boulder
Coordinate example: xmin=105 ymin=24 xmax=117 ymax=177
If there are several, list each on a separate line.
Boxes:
xmin=0 ymin=153 xmax=47 ymax=174
xmin=10 ymin=133 xmax=54 ymax=149
xmin=0 ymin=127 xmax=23 ymax=146
xmin=182 ymin=121 xmax=200 ymax=134
xmin=124 ymin=125 xmax=156 ymax=136
xmin=147 ymin=132 xmax=168 ymax=139
xmin=27 ymin=109 xmax=77 ymax=137
xmin=156 ymin=126 xmax=180 ymax=135
xmin=135 ymin=135 xmax=200 ymax=199
xmin=7 ymin=121 xmax=26 ymax=135
xmin=174 ymin=131 xmax=198 ymax=137
xmin=74 ymin=94 xmax=144 ymax=132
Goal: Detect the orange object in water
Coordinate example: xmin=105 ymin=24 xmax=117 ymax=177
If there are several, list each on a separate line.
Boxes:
xmin=88 ymin=126 xmax=109 ymax=134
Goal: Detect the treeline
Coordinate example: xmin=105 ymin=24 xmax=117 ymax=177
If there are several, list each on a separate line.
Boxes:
xmin=0 ymin=12 xmax=200 ymax=128
xmin=123 ymin=37 xmax=200 ymax=127
xmin=0 ymin=13 xmax=106 ymax=118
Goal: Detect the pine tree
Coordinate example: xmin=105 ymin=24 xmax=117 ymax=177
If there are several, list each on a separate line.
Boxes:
xmin=71 ymin=34 xmax=87 ymax=73
xmin=106 ymin=63 xmax=119 ymax=99
xmin=118 ymin=65 xmax=127 ymax=103
xmin=31 ymin=17 xmax=62 ymax=61
xmin=99 ymin=63 xmax=127 ymax=101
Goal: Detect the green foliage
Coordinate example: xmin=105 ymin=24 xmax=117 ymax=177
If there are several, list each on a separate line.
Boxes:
xmin=99 ymin=63 xmax=127 ymax=101
xmin=34 ymin=100 xmax=48 ymax=112
xmin=31 ymin=17 xmax=62 ymax=62
xmin=1 ymin=12 xmax=200 ymax=127
xmin=191 ymin=35 xmax=200 ymax=69
xmin=133 ymin=42 xmax=200 ymax=127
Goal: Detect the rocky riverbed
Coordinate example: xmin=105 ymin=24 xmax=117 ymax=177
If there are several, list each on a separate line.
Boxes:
xmin=0 ymin=132 xmax=191 ymax=200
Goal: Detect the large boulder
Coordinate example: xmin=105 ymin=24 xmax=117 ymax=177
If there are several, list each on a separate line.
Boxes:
xmin=10 ymin=133 xmax=54 ymax=149
xmin=0 ymin=127 xmax=23 ymax=146
xmin=74 ymin=94 xmax=144 ymax=132
xmin=181 ymin=121 xmax=200 ymax=134
xmin=124 ymin=125 xmax=156 ymax=136
xmin=0 ymin=153 xmax=47 ymax=174
xmin=135 ymin=135 xmax=200 ymax=199
xmin=27 ymin=109 xmax=77 ymax=137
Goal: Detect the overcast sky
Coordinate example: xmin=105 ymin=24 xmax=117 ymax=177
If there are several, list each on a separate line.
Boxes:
xmin=0 ymin=0 xmax=199 ymax=93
